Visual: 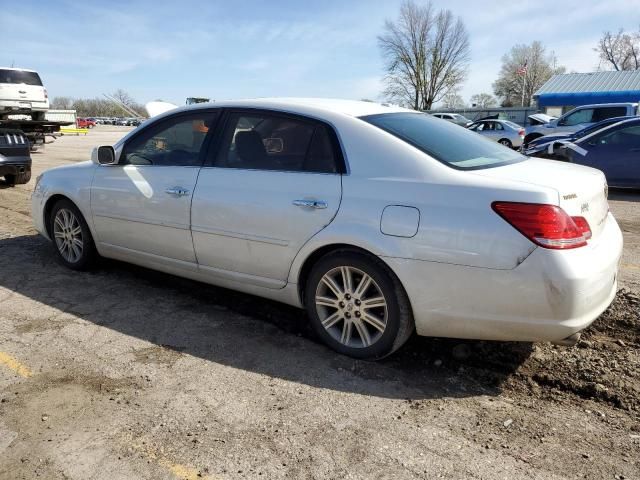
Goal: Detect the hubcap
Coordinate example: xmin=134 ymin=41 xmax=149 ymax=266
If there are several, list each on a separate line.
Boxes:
xmin=53 ymin=208 xmax=83 ymax=263
xmin=315 ymin=266 xmax=388 ymax=348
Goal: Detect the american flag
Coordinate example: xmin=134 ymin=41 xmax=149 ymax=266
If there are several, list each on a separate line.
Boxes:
xmin=517 ymin=62 xmax=528 ymax=75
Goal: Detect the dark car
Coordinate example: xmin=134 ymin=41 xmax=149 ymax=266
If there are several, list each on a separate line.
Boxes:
xmin=0 ymin=129 xmax=32 ymax=185
xmin=559 ymin=117 xmax=640 ymax=188
xmin=523 ymin=116 xmax=635 ymax=158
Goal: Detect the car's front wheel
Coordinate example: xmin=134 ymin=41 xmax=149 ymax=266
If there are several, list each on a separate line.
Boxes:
xmin=498 ymin=138 xmax=513 ymax=148
xmin=305 ymin=251 xmax=414 ymax=359
xmin=49 ymin=199 xmax=97 ymax=270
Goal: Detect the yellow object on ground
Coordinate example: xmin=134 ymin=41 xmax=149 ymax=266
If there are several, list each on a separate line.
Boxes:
xmin=60 ymin=127 xmax=89 ymax=135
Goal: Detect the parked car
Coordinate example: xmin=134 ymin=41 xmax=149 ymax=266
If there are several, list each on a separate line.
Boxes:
xmin=0 ymin=129 xmax=31 ymax=185
xmin=467 ymin=119 xmax=524 ymax=148
xmin=115 ymin=118 xmax=129 ymax=126
xmin=76 ymin=118 xmax=96 ymax=129
xmin=524 ymin=103 xmax=639 ymax=145
xmin=126 ymin=118 xmax=142 ymax=127
xmin=554 ymin=117 xmax=640 ymax=188
xmin=432 ymin=112 xmax=472 ymax=126
xmin=0 ymin=67 xmax=49 ymax=121
xmin=523 ymin=116 xmax=635 ymax=158
xmin=32 ymin=99 xmax=622 ymax=359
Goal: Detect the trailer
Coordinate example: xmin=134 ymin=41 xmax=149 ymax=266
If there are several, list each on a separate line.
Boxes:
xmin=0 ymin=117 xmax=71 ymax=152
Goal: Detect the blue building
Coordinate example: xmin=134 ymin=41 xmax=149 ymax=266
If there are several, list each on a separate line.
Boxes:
xmin=533 ymin=70 xmax=640 ymax=117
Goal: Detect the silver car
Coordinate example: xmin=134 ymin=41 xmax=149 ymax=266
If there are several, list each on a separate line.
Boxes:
xmin=467 ymin=119 xmax=524 ymax=148
xmin=31 ymin=99 xmax=621 ymax=359
xmin=432 ymin=113 xmax=472 ymax=127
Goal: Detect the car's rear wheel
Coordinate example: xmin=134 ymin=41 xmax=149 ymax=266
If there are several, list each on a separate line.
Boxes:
xmin=49 ymin=199 xmax=97 ymax=270
xmin=4 ymin=169 xmax=31 ymax=185
xmin=304 ymin=251 xmax=413 ymax=359
xmin=498 ymin=138 xmax=512 ymax=148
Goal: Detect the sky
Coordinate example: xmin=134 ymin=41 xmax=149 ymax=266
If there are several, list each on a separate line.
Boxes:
xmin=1 ymin=0 xmax=639 ymax=107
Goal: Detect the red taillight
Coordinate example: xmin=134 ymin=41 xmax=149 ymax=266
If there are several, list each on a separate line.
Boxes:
xmin=492 ymin=202 xmax=591 ymax=249
xmin=518 ymin=129 xmax=525 ymax=137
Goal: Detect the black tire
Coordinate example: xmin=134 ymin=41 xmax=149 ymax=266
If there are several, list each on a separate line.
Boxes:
xmin=498 ymin=138 xmax=512 ymax=148
xmin=31 ymin=112 xmax=46 ymax=121
xmin=304 ymin=250 xmax=414 ymax=360
xmin=48 ymin=199 xmax=97 ymax=271
xmin=4 ymin=169 xmax=31 ymax=185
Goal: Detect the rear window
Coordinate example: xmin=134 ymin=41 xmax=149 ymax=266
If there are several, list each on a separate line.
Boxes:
xmin=0 ymin=69 xmax=43 ymax=86
xmin=361 ymin=112 xmax=525 ymax=170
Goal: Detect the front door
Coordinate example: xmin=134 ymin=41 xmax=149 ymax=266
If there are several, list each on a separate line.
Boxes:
xmin=91 ymin=111 xmax=218 ymax=263
xmin=191 ymin=110 xmax=344 ymax=288
xmin=584 ymin=123 xmax=640 ymax=187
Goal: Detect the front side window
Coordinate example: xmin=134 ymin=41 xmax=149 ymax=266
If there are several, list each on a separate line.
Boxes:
xmin=562 ymin=108 xmax=594 ymax=126
xmin=362 ymin=112 xmax=524 ymax=170
xmin=590 ymin=123 xmax=640 ymax=147
xmin=121 ymin=113 xmax=217 ymax=166
xmin=215 ymin=112 xmax=340 ymax=173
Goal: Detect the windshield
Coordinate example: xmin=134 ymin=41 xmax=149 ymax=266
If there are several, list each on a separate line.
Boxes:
xmin=361 ymin=112 xmax=525 ymax=170
xmin=503 ymin=120 xmax=521 ymax=129
xmin=0 ymin=69 xmax=42 ymax=86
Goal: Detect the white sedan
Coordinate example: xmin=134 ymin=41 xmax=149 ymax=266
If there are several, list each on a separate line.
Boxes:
xmin=32 ymin=99 xmax=622 ymax=359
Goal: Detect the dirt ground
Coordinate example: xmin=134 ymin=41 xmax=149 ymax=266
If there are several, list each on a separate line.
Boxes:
xmin=0 ymin=126 xmax=638 ymax=480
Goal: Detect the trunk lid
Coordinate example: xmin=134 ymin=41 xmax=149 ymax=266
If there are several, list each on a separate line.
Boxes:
xmin=473 ymin=158 xmax=610 ymax=239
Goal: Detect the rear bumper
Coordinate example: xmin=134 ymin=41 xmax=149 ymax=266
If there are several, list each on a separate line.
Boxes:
xmin=0 ymin=156 xmax=31 ymax=176
xmin=385 ymin=212 xmax=623 ymax=343
xmin=0 ymin=100 xmax=49 ymax=113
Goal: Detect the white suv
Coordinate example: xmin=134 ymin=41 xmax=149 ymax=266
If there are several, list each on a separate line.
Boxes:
xmin=524 ymin=103 xmax=638 ymax=144
xmin=0 ymin=68 xmax=49 ymax=120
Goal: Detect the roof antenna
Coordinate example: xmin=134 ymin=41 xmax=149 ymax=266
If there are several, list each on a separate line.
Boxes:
xmin=10 ymin=60 xmax=15 ymax=68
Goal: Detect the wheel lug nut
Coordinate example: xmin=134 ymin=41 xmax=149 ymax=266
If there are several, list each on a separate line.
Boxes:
xmin=345 ymin=294 xmax=351 ymax=300
xmin=339 ymin=301 xmax=345 ymax=308
xmin=355 ymin=311 xmax=361 ymax=317
xmin=345 ymin=312 xmax=351 ymax=318
xmin=355 ymin=299 xmax=361 ymax=306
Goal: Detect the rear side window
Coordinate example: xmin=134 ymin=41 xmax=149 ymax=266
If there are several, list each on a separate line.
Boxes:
xmin=0 ymin=69 xmax=42 ymax=86
xmin=215 ymin=112 xmax=340 ymax=173
xmin=362 ymin=112 xmax=524 ymax=170
xmin=592 ymin=107 xmax=628 ymax=122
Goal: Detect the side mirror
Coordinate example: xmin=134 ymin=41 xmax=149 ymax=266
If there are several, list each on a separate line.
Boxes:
xmin=93 ymin=146 xmax=117 ymax=165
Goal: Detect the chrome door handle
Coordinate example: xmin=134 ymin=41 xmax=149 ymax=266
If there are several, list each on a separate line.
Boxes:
xmin=165 ymin=187 xmax=190 ymax=196
xmin=293 ymin=199 xmax=327 ymax=209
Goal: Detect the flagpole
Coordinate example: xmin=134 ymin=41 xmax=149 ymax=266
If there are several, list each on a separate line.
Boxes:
xmin=521 ymin=73 xmax=526 ymax=107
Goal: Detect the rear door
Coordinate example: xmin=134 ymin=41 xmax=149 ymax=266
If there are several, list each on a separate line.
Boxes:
xmin=191 ymin=109 xmax=344 ymax=288
xmin=0 ymin=69 xmax=46 ymax=105
xmin=91 ymin=110 xmax=219 ymax=263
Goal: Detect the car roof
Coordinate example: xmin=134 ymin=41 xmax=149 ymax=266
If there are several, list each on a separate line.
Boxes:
xmin=576 ymin=116 xmax=640 ymax=144
xmin=160 ymin=98 xmax=413 ymax=119
xmin=572 ymin=102 xmax=638 ymax=108
xmin=0 ymin=67 xmax=38 ymax=72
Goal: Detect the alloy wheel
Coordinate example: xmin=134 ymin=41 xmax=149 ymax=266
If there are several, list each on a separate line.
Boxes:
xmin=53 ymin=208 xmax=84 ymax=264
xmin=314 ymin=266 xmax=388 ymax=348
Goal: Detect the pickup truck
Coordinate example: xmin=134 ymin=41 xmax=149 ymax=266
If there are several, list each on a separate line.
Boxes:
xmin=524 ymin=103 xmax=639 ymax=145
xmin=0 ymin=129 xmax=31 ymax=185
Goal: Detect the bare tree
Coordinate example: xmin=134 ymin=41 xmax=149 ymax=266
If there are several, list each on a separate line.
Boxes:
xmin=441 ymin=91 xmax=465 ymax=108
xmin=493 ymin=41 xmax=565 ymax=107
xmin=469 ymin=93 xmax=496 ymax=108
xmin=50 ymin=96 xmax=74 ymax=110
xmin=111 ymin=89 xmax=135 ymax=107
xmin=596 ymin=28 xmax=640 ymax=71
xmin=378 ymin=0 xmax=470 ymax=110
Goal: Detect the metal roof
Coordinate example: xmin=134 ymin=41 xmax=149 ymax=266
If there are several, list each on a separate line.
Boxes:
xmin=534 ymin=70 xmax=640 ymax=95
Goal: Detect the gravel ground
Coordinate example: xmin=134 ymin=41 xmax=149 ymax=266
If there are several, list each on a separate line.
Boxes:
xmin=0 ymin=126 xmax=638 ymax=480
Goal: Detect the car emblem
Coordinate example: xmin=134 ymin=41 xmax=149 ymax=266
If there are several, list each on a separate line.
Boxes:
xmin=581 ymin=202 xmax=589 ymax=213
xmin=604 ymin=184 xmax=608 ymax=199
